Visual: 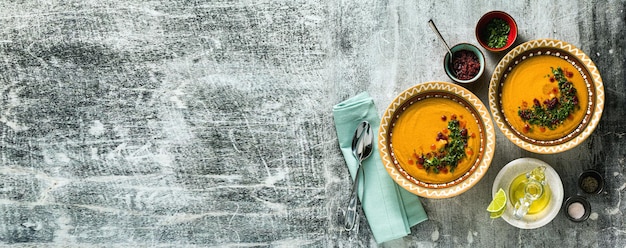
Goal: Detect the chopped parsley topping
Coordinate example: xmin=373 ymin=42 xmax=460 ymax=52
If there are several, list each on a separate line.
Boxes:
xmin=484 ymin=18 xmax=510 ymax=49
xmin=517 ymin=67 xmax=580 ymax=131
xmin=410 ymin=116 xmax=471 ymax=174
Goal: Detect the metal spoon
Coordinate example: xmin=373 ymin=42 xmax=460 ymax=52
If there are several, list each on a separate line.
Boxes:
xmin=428 ymin=19 xmax=456 ymax=76
xmin=344 ymin=121 xmax=374 ymax=231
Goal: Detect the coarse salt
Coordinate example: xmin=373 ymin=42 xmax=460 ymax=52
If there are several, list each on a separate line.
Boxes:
xmin=568 ymin=202 xmax=585 ymax=219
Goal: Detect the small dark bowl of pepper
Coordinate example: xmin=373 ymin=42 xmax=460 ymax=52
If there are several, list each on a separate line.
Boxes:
xmin=444 ymin=43 xmax=485 ymax=84
xmin=578 ymin=169 xmax=604 ymax=194
xmin=475 ymin=11 xmax=518 ymax=52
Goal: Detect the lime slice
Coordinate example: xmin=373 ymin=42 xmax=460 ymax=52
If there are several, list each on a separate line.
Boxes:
xmin=487 ymin=188 xmax=507 ymax=216
xmin=490 ymin=207 xmax=505 ymax=218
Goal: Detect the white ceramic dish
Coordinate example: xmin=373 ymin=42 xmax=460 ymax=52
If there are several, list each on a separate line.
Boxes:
xmin=492 ymin=157 xmax=564 ymax=229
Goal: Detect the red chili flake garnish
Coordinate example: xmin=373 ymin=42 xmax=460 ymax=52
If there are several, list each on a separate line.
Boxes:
xmin=552 ymin=87 xmax=558 ymax=94
xmin=430 ymin=144 xmax=437 ymax=151
xmin=412 ymin=152 xmax=419 ymax=159
xmin=544 ymin=97 xmax=559 ymax=110
xmin=522 ymin=101 xmax=528 ymax=108
xmin=466 ymin=149 xmax=474 ymax=156
xmin=417 ymin=164 xmax=424 ymax=169
xmin=470 ymin=133 xmax=476 ymax=139
xmin=523 ymin=124 xmax=531 ymax=133
xmin=436 ymin=132 xmax=447 ymax=141
xmin=441 ymin=115 xmax=447 ymax=121
xmin=451 ymin=114 xmax=457 ymax=120
xmin=540 ymin=127 xmax=546 ymax=132
xmin=442 ymin=128 xmax=449 ymax=134
xmin=440 ymin=167 xmax=448 ymax=174
xmin=568 ymin=114 xmax=574 ymax=120
xmin=417 ymin=156 xmax=425 ymax=165
xmin=460 ymin=114 xmax=464 ymax=119
xmin=566 ymin=70 xmax=574 ymax=78
xmin=408 ymin=159 xmax=414 ymax=165
xmin=459 ymin=120 xmax=467 ymax=128
xmin=549 ymin=77 xmax=555 ymax=82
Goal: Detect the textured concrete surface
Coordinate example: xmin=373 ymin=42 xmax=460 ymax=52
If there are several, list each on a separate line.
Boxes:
xmin=0 ymin=0 xmax=624 ymax=247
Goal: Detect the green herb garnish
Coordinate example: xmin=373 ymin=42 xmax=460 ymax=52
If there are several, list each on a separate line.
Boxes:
xmin=517 ymin=67 xmax=580 ymax=130
xmin=484 ymin=18 xmax=510 ymax=48
xmin=418 ymin=119 xmax=469 ymax=174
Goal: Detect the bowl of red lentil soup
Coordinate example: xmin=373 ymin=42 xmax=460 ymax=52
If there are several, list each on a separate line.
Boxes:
xmin=476 ymin=11 xmax=518 ymax=52
xmin=443 ymin=43 xmax=485 ymax=84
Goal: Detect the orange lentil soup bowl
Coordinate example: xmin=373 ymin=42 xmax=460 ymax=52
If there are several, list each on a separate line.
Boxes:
xmin=379 ymin=82 xmax=495 ymax=199
xmin=488 ymin=39 xmax=604 ymax=154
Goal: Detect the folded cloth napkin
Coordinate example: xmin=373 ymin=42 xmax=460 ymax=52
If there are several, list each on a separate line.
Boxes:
xmin=332 ymin=92 xmax=428 ymax=244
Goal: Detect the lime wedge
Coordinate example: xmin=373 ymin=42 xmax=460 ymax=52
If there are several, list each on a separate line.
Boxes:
xmin=490 ymin=207 xmax=505 ymax=218
xmin=487 ymin=188 xmax=507 ymax=217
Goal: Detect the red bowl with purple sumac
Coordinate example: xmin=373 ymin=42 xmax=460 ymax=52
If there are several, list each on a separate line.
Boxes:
xmin=444 ymin=43 xmax=485 ymax=84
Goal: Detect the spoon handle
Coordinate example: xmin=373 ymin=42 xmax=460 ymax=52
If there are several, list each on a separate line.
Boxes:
xmin=344 ymin=163 xmax=363 ymax=231
xmin=428 ymin=19 xmax=453 ymax=55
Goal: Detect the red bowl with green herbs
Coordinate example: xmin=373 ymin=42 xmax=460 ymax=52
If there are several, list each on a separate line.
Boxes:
xmin=475 ymin=11 xmax=518 ymax=52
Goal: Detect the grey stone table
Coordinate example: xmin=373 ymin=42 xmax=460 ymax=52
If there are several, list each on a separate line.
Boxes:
xmin=0 ymin=0 xmax=624 ymax=247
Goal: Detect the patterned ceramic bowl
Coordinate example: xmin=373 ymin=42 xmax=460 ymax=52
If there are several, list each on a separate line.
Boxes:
xmin=379 ymin=81 xmax=495 ymax=198
xmin=488 ymin=39 xmax=604 ymax=154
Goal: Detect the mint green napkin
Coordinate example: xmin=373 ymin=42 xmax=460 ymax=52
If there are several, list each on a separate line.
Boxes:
xmin=332 ymin=92 xmax=428 ymax=244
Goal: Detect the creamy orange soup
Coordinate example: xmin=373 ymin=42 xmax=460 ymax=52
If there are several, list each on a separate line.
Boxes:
xmin=501 ymin=55 xmax=589 ymax=140
xmin=391 ymin=97 xmax=481 ymax=184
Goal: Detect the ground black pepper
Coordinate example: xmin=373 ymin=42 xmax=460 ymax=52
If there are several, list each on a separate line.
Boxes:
xmin=581 ymin=176 xmax=599 ymax=193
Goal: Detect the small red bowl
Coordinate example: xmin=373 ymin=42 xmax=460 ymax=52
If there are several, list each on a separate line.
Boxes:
xmin=475 ymin=11 xmax=518 ymax=52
